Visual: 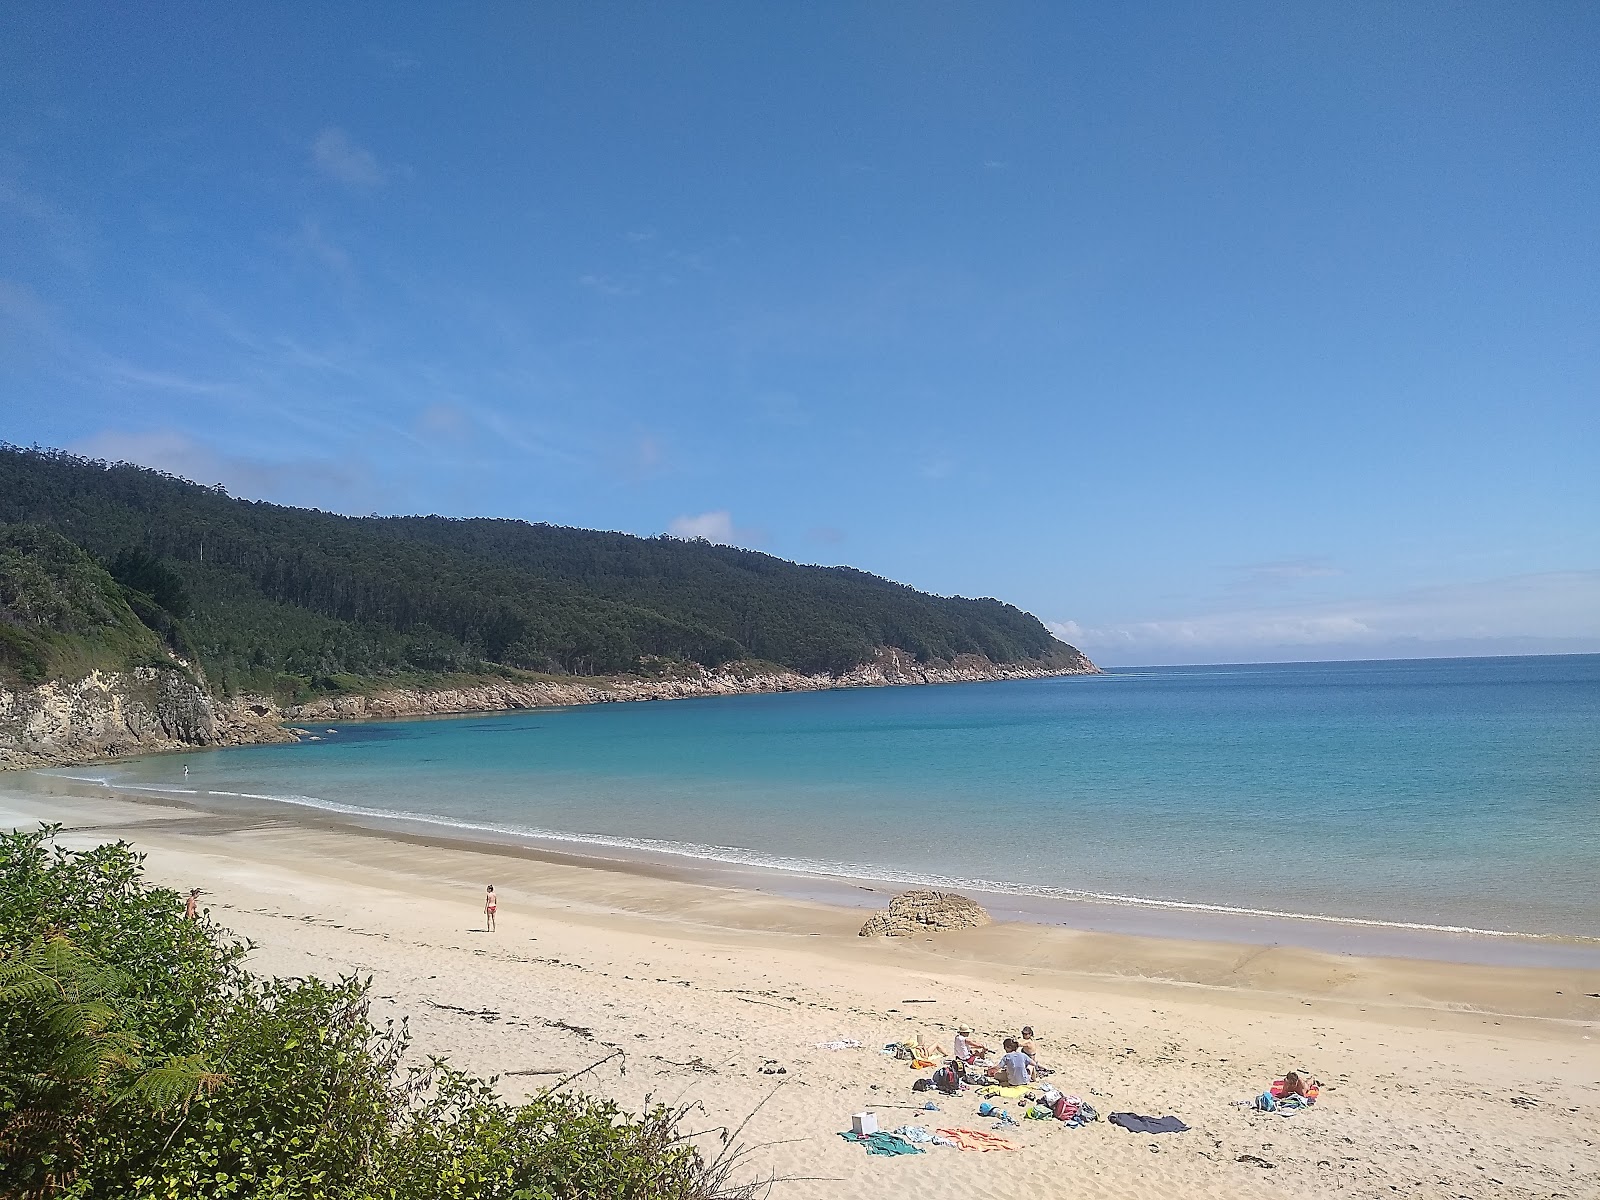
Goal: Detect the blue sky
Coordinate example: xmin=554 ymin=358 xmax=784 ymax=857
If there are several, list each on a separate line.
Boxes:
xmin=2 ymin=3 xmax=1596 ymax=665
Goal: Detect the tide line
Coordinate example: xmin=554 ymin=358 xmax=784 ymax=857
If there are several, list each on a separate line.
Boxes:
xmin=49 ymin=773 xmax=1600 ymax=947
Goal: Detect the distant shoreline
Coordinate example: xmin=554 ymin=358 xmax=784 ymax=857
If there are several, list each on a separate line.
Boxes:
xmin=0 ymin=647 xmax=1100 ymax=772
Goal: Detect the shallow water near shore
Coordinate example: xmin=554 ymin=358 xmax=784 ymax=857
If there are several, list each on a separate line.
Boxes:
xmin=41 ymin=654 xmax=1600 ymax=954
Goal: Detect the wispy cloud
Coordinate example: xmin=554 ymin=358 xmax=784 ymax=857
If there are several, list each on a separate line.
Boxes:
xmin=69 ymin=429 xmax=378 ymax=509
xmin=288 ymin=218 xmax=355 ymax=283
xmin=311 ymin=128 xmax=386 ymax=187
xmin=1227 ymin=558 xmax=1344 ymax=591
xmin=668 ymin=510 xmax=736 ymax=544
xmin=0 ymin=178 xmax=89 ymax=271
xmin=364 ymin=45 xmax=420 ymax=74
xmin=1049 ymin=571 xmax=1600 ymax=664
xmin=578 ymin=273 xmax=640 ymax=297
xmin=0 ymin=278 xmax=56 ymax=338
xmin=102 ymin=360 xmax=244 ymax=399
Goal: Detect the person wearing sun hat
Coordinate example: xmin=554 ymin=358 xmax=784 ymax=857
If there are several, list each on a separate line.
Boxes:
xmin=951 ymin=1025 xmax=990 ymax=1063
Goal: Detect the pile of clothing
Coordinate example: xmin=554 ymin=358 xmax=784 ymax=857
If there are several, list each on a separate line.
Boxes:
xmin=1048 ymin=1093 xmax=1101 ymax=1127
xmin=1253 ymin=1074 xmax=1320 ymax=1116
xmin=882 ymin=1041 xmax=940 ymax=1069
xmin=973 ymin=1083 xmax=1099 ymax=1126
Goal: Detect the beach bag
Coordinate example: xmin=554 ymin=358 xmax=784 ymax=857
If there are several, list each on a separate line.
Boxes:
xmin=932 ymin=1065 xmax=960 ymax=1095
xmin=1052 ymin=1096 xmax=1078 ymax=1121
xmin=1254 ymin=1091 xmax=1277 ymax=1112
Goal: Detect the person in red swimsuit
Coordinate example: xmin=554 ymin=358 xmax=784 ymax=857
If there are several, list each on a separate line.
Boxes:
xmin=484 ymin=884 xmax=497 ymax=931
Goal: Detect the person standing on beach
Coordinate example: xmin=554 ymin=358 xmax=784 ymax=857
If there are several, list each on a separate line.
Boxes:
xmin=185 ymin=888 xmax=200 ymax=919
xmin=485 ymin=884 xmax=497 ymax=931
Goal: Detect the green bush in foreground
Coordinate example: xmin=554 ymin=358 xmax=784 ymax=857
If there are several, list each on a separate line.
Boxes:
xmin=0 ymin=827 xmax=761 ymax=1200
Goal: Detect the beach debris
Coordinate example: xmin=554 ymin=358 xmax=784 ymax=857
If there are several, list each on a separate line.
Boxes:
xmin=652 ymin=1054 xmax=717 ymax=1074
xmin=815 ymin=1039 xmax=863 ymax=1050
xmin=423 ymin=1000 xmax=501 ymax=1022
xmin=858 ymin=890 xmax=991 ymax=937
xmin=543 ymin=1018 xmax=594 ymax=1040
xmin=1238 ymin=1154 xmax=1277 ymax=1169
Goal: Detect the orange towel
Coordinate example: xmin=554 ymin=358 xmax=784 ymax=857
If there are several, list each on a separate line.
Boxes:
xmin=910 ymin=1057 xmax=937 ymax=1069
xmin=936 ymin=1127 xmax=1022 ymax=1151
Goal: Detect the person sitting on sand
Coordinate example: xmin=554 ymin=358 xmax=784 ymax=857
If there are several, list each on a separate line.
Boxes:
xmin=485 ymin=884 xmax=497 ymax=931
xmin=952 ymin=1026 xmax=989 ymax=1062
xmin=988 ymin=1038 xmax=1036 ymax=1086
xmin=1278 ymin=1070 xmax=1319 ymax=1100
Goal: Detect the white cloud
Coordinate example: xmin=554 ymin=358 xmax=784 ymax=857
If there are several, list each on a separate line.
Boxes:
xmin=668 ymin=510 xmax=736 ymax=544
xmin=312 ymin=128 xmax=386 ymax=187
xmin=1050 ymin=571 xmax=1600 ymax=664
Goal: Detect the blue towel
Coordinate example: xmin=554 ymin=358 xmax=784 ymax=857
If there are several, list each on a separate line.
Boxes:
xmin=1108 ymin=1112 xmax=1190 ymax=1134
xmin=838 ymin=1130 xmax=925 ymax=1155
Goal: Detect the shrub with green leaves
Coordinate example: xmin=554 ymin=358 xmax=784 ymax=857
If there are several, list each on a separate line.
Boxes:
xmin=0 ymin=827 xmax=762 ymax=1200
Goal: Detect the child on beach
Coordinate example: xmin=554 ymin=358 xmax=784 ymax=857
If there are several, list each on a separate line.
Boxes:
xmin=485 ymin=884 xmax=497 ymax=931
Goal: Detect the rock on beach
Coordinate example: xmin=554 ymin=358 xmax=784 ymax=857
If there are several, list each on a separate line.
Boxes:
xmin=858 ymin=889 xmax=991 ymax=937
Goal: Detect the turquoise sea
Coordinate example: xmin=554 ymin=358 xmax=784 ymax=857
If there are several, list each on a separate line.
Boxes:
xmin=52 ymin=655 xmax=1600 ymax=947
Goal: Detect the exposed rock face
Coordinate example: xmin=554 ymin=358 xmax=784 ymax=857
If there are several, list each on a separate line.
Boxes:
xmin=0 ymin=668 xmax=293 ymax=771
xmin=2 ymin=646 xmax=1098 ymax=770
xmin=279 ymin=648 xmax=1097 ymax=723
xmin=858 ymin=889 xmax=992 ymax=937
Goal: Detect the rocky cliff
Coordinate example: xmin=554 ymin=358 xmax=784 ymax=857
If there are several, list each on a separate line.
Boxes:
xmin=1 ymin=646 xmax=1098 ymax=771
xmin=0 ymin=666 xmax=294 ymax=771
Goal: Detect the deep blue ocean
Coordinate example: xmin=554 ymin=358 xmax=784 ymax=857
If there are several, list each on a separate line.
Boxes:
xmin=63 ymin=655 xmax=1600 ymax=939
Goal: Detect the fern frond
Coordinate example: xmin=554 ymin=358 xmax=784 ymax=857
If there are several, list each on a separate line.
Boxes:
xmin=124 ymin=1054 xmax=229 ymax=1112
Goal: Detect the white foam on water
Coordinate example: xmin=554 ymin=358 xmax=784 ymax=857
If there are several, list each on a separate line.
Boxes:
xmin=50 ymin=773 xmax=1600 ymax=947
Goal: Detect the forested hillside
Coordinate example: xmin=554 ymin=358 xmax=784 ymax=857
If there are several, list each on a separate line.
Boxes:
xmin=0 ymin=445 xmax=1090 ymax=699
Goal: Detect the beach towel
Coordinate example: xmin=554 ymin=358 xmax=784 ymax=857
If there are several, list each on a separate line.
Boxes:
xmin=1108 ymin=1112 xmax=1189 ymax=1134
xmin=816 ymin=1039 xmax=862 ymax=1050
xmin=910 ymin=1057 xmax=937 ymax=1069
xmin=936 ymin=1128 xmax=1023 ymax=1151
xmin=977 ymin=1084 xmax=1031 ymax=1099
xmin=891 ymin=1125 xmax=935 ymax=1143
xmin=1271 ymin=1078 xmax=1319 ymax=1103
xmin=838 ymin=1130 xmax=923 ymax=1155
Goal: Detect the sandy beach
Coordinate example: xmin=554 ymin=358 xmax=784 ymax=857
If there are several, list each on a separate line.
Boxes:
xmin=4 ymin=782 xmax=1597 ymax=1200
